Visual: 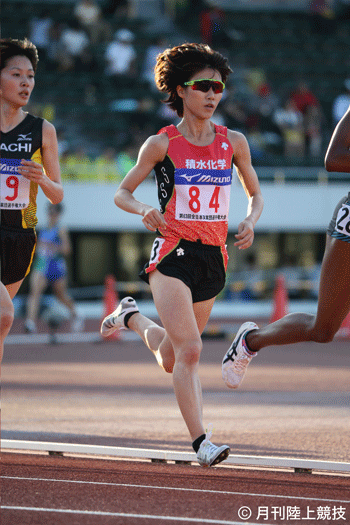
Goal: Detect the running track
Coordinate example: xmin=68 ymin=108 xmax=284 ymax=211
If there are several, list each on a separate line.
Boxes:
xmin=2 ymin=321 xmax=350 ymax=524
xmin=2 ymin=453 xmax=350 ymax=525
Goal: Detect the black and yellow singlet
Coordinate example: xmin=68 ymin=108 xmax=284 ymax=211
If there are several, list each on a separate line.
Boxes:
xmin=1 ymin=113 xmax=44 ymax=230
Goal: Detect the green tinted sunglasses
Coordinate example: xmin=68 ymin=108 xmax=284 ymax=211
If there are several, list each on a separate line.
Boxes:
xmin=184 ymin=78 xmax=225 ymax=94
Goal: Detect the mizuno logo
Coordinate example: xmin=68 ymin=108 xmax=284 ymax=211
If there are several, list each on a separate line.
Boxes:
xmin=197 ymin=175 xmax=230 ymax=183
xmin=18 ymin=133 xmax=32 ymax=141
xmin=0 ymin=163 xmax=18 ymax=173
xmin=180 ymin=173 xmax=202 ymax=182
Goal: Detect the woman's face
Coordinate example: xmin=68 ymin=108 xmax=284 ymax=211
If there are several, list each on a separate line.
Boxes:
xmin=0 ymin=55 xmax=35 ymax=108
xmin=178 ymin=68 xmax=224 ymax=120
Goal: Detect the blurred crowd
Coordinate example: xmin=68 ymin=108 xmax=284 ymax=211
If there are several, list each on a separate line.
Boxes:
xmin=25 ymin=0 xmax=350 ymax=182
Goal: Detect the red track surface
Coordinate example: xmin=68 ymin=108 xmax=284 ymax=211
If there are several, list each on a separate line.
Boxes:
xmin=2 ymin=320 xmax=350 ymax=524
xmin=2 ymin=453 xmax=350 ymax=525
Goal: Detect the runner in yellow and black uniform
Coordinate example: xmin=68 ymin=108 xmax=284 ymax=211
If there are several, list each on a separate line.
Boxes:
xmin=0 ymin=38 xmax=63 ymax=361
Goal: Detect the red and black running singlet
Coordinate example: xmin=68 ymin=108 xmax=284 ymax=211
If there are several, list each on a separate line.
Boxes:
xmin=154 ymin=124 xmax=234 ymax=246
xmin=0 ymin=113 xmax=44 ymax=230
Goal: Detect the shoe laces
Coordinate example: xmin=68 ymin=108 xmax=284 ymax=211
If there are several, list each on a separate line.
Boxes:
xmin=232 ymin=351 xmax=252 ymax=373
xmin=201 ymin=423 xmax=215 ymax=451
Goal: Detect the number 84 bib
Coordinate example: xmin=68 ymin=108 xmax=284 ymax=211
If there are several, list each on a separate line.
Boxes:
xmin=174 ymin=168 xmax=231 ymax=222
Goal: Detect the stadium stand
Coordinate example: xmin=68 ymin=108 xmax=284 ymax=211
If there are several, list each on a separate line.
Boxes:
xmin=2 ymin=1 xmax=350 ymax=174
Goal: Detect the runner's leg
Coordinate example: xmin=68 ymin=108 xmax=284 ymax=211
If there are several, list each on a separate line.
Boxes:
xmin=149 ymin=270 xmax=215 ymax=441
xmin=0 ymin=282 xmax=14 ymax=362
xmin=247 ymin=236 xmax=350 ymax=350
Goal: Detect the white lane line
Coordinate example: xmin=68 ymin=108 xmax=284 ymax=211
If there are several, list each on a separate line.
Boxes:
xmin=0 ymin=506 xmax=268 ymax=525
xmin=2 ymin=476 xmax=350 ymax=504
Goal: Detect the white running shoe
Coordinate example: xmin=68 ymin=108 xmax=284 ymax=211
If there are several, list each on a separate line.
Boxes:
xmin=100 ymin=296 xmax=139 ymax=337
xmin=222 ymin=322 xmax=258 ymax=389
xmin=196 ymin=425 xmax=230 ymax=467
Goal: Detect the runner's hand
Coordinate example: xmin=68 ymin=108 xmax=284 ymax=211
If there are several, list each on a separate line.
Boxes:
xmin=234 ymin=219 xmax=254 ymax=250
xmin=142 ymin=207 xmax=166 ymax=232
xmin=18 ymin=160 xmax=46 ymax=184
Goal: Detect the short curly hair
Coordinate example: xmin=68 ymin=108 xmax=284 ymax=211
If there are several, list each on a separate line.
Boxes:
xmin=0 ymin=38 xmax=39 ymax=72
xmin=154 ymin=42 xmax=232 ymax=117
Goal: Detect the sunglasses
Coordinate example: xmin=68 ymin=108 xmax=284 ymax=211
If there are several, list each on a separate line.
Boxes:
xmin=184 ymin=78 xmax=225 ymax=94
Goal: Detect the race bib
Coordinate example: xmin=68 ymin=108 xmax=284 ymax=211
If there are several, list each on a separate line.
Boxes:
xmin=149 ymin=237 xmax=166 ymax=265
xmin=335 ymin=202 xmax=350 ymax=237
xmin=174 ymin=168 xmax=231 ymax=222
xmin=0 ymin=159 xmax=30 ymax=209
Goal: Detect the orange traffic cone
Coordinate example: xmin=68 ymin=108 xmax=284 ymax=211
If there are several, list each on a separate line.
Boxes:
xmin=336 ymin=310 xmax=350 ymax=339
xmin=270 ymin=273 xmax=289 ymax=323
xmin=101 ymin=274 xmax=119 ymax=340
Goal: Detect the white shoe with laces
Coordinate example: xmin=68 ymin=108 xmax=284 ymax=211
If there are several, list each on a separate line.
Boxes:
xmin=222 ymin=322 xmax=258 ymax=389
xmin=196 ymin=425 xmax=230 ymax=467
xmin=100 ymin=296 xmax=139 ymax=337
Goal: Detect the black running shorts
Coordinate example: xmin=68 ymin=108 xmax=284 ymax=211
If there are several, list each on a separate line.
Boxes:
xmin=327 ymin=192 xmax=350 ymax=243
xmin=139 ymin=238 xmax=227 ymax=303
xmin=1 ymin=226 xmax=37 ymax=285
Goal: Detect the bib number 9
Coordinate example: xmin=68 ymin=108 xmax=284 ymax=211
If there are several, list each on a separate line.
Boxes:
xmin=6 ymin=175 xmax=19 ymax=201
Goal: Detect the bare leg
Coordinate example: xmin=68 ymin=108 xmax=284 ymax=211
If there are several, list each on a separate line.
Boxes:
xmin=0 ymin=282 xmax=14 ymax=363
xmin=149 ymin=270 xmax=215 ymax=441
xmin=53 ymin=277 xmax=77 ymax=317
xmin=26 ymin=271 xmax=48 ymax=323
xmin=127 ymin=312 xmax=174 ymax=372
xmin=1 ymin=279 xmax=25 ymax=362
xmin=247 ymin=236 xmax=350 ymax=351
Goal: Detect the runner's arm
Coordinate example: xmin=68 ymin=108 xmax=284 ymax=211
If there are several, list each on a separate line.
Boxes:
xmin=325 ymin=105 xmax=350 ymax=173
xmin=114 ymin=134 xmax=168 ymax=231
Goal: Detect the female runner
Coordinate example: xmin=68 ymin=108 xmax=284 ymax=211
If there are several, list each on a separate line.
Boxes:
xmin=24 ymin=203 xmax=83 ymax=334
xmin=101 ymin=43 xmax=263 ymax=466
xmin=0 ymin=38 xmax=63 ymax=361
xmin=222 ymin=105 xmax=350 ymax=390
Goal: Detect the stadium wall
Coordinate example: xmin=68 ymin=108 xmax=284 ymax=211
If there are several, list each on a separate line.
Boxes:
xmin=36 ymin=179 xmax=349 ymax=232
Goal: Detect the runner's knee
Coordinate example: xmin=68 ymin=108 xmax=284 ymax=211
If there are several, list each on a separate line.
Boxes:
xmin=0 ymin=302 xmax=14 ymax=337
xmin=176 ymin=339 xmax=203 ymax=366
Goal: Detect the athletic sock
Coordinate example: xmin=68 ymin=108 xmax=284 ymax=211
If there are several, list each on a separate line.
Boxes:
xmin=192 ymin=434 xmax=206 ymax=453
xmin=124 ymin=311 xmax=137 ymax=328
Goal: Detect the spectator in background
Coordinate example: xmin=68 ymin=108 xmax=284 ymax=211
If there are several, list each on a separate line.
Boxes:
xmin=28 ymin=10 xmax=53 ymax=61
xmin=332 ymin=78 xmax=350 ymax=126
xmin=104 ymin=29 xmax=137 ymax=86
xmin=103 ymin=0 xmax=130 ymax=19
xmin=141 ymin=36 xmax=168 ymax=91
xmin=58 ymin=19 xmax=90 ymax=71
xmin=45 ymin=21 xmax=64 ymax=70
xmin=95 ymin=147 xmax=122 ymax=182
xmin=116 ymin=141 xmax=138 ymax=178
xmin=25 ymin=203 xmax=83 ymax=334
xmin=199 ymin=4 xmax=243 ymax=48
xmin=309 ymin=0 xmax=336 ymax=32
xmin=273 ymin=98 xmax=305 ymax=158
xmin=61 ymin=147 xmax=93 ymax=181
xmin=290 ymin=80 xmax=319 ymax=116
xmin=73 ymin=0 xmax=111 ymax=44
xmin=304 ymin=103 xmax=323 ymax=158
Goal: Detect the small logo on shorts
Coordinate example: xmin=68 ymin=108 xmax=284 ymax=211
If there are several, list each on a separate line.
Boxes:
xmin=176 ymin=248 xmax=185 ymax=256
